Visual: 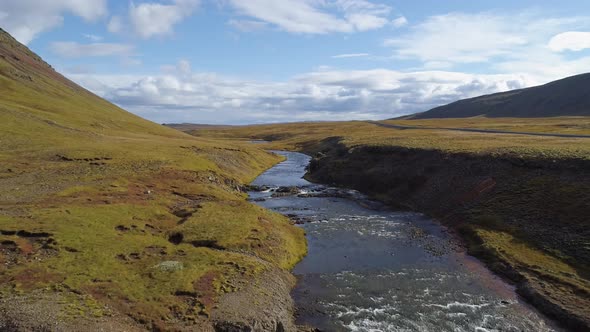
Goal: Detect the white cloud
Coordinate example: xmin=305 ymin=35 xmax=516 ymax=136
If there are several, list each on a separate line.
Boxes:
xmin=391 ymin=16 xmax=408 ymax=28
xmin=107 ymin=16 xmax=123 ymax=33
xmin=384 ymin=12 xmax=590 ymax=82
xmin=176 ymin=59 xmax=191 ymax=75
xmin=228 ymin=0 xmax=393 ymax=34
xmin=548 ymin=31 xmax=590 ymax=52
xmin=332 ymin=53 xmax=370 ymax=58
xmin=66 ymin=60 xmax=539 ymax=124
xmin=347 ymin=13 xmax=388 ymax=31
xmin=83 ymin=33 xmax=103 ymax=42
xmin=422 ymin=61 xmax=453 ymax=69
xmin=228 ymin=19 xmax=269 ymax=32
xmin=50 ymin=42 xmax=135 ymax=58
xmin=121 ymin=57 xmax=143 ymax=67
xmin=0 ymin=0 xmax=108 ymax=44
xmin=494 ymin=55 xmax=590 ymax=82
xmin=385 ymin=13 xmax=529 ymax=63
xmin=128 ymin=0 xmax=200 ymax=39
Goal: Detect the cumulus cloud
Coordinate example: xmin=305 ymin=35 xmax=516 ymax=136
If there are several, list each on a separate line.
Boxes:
xmin=228 ymin=0 xmax=393 ymax=34
xmin=548 ymin=31 xmax=590 ymax=52
xmin=105 ymin=1 xmax=200 ymax=38
xmin=50 ymin=42 xmax=135 ymax=58
xmin=128 ymin=0 xmax=200 ymax=39
xmin=66 ymin=60 xmax=538 ymax=124
xmin=0 ymin=0 xmax=108 ymax=44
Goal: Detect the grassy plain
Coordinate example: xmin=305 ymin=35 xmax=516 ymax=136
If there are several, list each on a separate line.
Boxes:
xmin=188 ymin=119 xmax=590 ymax=160
xmin=385 ymin=116 xmax=590 ymax=135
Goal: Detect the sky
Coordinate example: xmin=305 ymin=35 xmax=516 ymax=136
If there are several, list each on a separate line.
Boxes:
xmin=1 ymin=1 xmax=590 ymax=124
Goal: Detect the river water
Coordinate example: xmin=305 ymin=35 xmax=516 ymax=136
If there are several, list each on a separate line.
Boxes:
xmin=249 ymin=151 xmax=559 ymax=332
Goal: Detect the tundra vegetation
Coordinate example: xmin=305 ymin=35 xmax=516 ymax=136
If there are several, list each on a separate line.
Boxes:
xmin=186 ymin=118 xmax=590 ymax=330
xmin=0 ymin=28 xmax=306 ymax=330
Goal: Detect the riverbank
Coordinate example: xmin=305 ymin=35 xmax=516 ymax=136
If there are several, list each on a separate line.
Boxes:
xmin=185 ymin=121 xmax=590 ymax=331
xmin=248 ymin=151 xmax=560 ymax=331
xmin=303 ymin=139 xmax=590 ymax=331
xmin=0 ymin=142 xmax=307 ymax=331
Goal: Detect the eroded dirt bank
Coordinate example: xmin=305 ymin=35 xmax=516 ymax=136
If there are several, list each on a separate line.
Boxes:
xmin=301 ymin=137 xmax=590 ymax=331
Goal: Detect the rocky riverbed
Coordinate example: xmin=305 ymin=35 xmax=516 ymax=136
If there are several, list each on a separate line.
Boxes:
xmin=249 ymin=151 xmax=561 ymax=332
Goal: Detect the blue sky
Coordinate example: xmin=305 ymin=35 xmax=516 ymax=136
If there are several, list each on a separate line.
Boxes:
xmin=1 ymin=1 xmax=590 ymax=124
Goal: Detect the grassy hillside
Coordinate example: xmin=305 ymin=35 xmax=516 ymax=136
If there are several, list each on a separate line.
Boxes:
xmin=188 ymin=119 xmax=590 ymax=330
xmin=0 ymin=28 xmax=306 ymax=330
xmin=407 ymin=73 xmax=590 ymax=119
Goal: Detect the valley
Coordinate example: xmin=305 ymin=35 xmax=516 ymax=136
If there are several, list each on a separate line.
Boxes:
xmin=185 ymin=118 xmax=590 ymax=331
xmin=1 ymin=14 xmax=590 ymax=331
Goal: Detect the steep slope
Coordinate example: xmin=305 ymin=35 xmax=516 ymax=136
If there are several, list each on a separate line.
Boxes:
xmin=0 ymin=28 xmax=187 ymax=145
xmin=408 ymin=73 xmax=590 ymax=119
xmin=0 ymin=28 xmax=306 ymax=331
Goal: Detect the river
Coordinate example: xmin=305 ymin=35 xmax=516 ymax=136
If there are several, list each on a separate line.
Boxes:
xmin=249 ymin=151 xmax=559 ymax=332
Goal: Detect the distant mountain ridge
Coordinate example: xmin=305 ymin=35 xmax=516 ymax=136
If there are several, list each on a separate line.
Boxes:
xmin=406 ymin=73 xmax=590 ymax=119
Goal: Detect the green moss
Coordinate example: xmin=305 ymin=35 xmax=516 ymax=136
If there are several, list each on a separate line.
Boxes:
xmin=475 ymin=229 xmax=587 ymax=289
xmin=1 ymin=201 xmax=303 ymax=321
xmin=177 ymin=201 xmax=306 ymax=269
xmin=60 ymin=293 xmax=110 ymax=320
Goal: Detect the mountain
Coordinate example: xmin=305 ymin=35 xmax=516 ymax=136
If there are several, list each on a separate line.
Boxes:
xmin=407 ymin=73 xmax=590 ymax=119
xmin=0 ymin=28 xmax=305 ymax=331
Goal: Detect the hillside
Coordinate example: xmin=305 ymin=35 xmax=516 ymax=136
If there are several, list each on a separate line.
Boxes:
xmin=407 ymin=73 xmax=590 ymax=119
xmin=0 ymin=28 xmax=306 ymax=331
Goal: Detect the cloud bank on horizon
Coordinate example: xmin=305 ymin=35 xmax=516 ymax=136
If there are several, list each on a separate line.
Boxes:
xmin=1 ymin=0 xmax=590 ymax=124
